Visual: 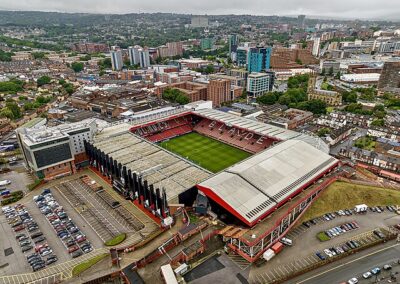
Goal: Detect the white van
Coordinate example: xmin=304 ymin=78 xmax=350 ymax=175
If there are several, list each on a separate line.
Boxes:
xmin=281 ymin=237 xmax=293 ymax=246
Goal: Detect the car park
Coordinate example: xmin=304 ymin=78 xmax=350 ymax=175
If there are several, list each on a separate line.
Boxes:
xmin=34 ymin=189 xmax=87 ymax=258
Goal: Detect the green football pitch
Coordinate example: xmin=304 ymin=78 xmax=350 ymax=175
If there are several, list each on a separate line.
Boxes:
xmin=159 ymin=132 xmax=252 ymax=173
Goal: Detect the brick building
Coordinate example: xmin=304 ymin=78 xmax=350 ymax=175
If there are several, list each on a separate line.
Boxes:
xmin=378 ymin=61 xmax=400 ymax=95
xmin=270 ymin=48 xmax=319 ymax=69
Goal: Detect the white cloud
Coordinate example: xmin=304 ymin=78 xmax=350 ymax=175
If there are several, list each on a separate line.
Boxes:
xmin=0 ymin=0 xmax=399 ymax=20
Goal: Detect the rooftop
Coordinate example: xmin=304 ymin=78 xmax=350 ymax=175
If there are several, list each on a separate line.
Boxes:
xmin=92 ymin=131 xmax=211 ymax=202
xmin=198 ymin=140 xmax=338 ymax=226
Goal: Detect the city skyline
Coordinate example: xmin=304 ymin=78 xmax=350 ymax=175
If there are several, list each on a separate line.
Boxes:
xmin=0 ymin=0 xmax=399 ymax=21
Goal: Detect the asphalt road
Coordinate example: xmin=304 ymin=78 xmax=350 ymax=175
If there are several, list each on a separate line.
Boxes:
xmin=287 ymin=241 xmax=400 ymax=284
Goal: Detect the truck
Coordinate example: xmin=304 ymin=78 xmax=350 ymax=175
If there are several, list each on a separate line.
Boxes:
xmin=354 ymin=204 xmax=368 ymax=213
xmin=263 ymin=249 xmax=275 ymax=261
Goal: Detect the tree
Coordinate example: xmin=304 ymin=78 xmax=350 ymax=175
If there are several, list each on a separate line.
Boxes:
xmin=256 ymin=93 xmax=278 ymax=105
xmin=162 ymin=88 xmax=189 ymax=105
xmin=37 ymin=76 xmax=51 ymax=87
xmin=317 ymin=127 xmax=332 ymax=137
xmin=32 ymin=52 xmax=46 ymax=59
xmin=335 ymin=71 xmax=341 ymax=79
xmin=71 ymin=62 xmax=84 ymax=73
xmin=371 ymin=119 xmax=384 ymax=127
xmin=5 ymin=102 xmax=22 ymax=119
xmin=342 ymin=91 xmax=357 ymax=103
xmin=298 ymin=99 xmax=327 ymax=115
xmin=0 ymin=107 xmax=14 ymax=119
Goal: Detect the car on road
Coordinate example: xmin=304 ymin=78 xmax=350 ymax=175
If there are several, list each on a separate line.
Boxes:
xmin=362 ymin=271 xmax=372 ymax=279
xmin=347 ymin=277 xmax=358 ymax=284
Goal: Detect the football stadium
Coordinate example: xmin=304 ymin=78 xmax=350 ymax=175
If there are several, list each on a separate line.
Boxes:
xmin=85 ymin=106 xmax=339 ymax=262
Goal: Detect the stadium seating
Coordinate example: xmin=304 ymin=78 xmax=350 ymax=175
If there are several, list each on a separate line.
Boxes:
xmin=132 ymin=114 xmax=276 ymax=153
xmin=132 ymin=115 xmax=193 ymax=142
xmin=193 ymin=118 xmax=276 ymax=153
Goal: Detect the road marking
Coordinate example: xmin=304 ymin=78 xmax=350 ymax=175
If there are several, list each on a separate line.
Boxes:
xmin=296 ymin=243 xmax=400 ymax=284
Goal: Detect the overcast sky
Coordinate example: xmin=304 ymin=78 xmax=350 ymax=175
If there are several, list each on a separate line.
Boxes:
xmin=0 ymin=0 xmax=399 ymax=20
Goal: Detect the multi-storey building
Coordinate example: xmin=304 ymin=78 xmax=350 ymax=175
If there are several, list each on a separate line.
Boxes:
xmin=228 ymin=34 xmax=239 ymax=54
xmin=247 ymin=72 xmax=274 ymax=97
xmin=191 ymin=16 xmax=208 ymax=28
xmin=378 ymin=61 xmax=400 ymax=95
xmin=17 ymin=119 xmax=98 ymax=180
xmin=128 ymin=46 xmax=141 ymax=66
xmin=71 ymin=43 xmax=109 ymax=54
xmin=378 ymin=41 xmax=400 ymax=53
xmin=236 ymin=47 xmax=249 ymax=67
xmin=111 ymin=49 xmax=123 ymax=71
xmin=158 ymin=42 xmax=183 ymax=58
xmin=207 ymin=79 xmax=231 ymax=107
xmin=247 ymin=47 xmax=272 ymax=73
xmin=200 ymin=38 xmax=214 ymax=50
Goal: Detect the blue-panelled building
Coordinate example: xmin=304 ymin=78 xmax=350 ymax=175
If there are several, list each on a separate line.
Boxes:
xmin=247 ymin=47 xmax=272 ymax=73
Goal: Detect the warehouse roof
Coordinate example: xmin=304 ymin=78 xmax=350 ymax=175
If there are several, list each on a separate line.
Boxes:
xmin=198 ymin=140 xmax=338 ymax=226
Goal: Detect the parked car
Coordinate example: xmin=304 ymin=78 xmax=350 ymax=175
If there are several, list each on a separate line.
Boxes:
xmin=362 ymin=272 xmax=372 ymax=279
xmin=316 ymin=251 xmax=326 ymax=260
xmin=347 ymin=277 xmax=358 ymax=284
xmin=21 ymin=245 xmax=33 ymax=252
xmin=71 ymin=250 xmax=83 ymax=258
xmin=68 ymin=245 xmax=79 ymax=253
xmin=371 ymin=267 xmax=381 ymax=275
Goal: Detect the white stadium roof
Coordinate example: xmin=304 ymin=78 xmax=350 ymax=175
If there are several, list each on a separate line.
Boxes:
xmin=198 ymin=140 xmax=338 ymax=226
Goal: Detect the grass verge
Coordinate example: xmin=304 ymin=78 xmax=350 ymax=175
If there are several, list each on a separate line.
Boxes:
xmin=27 ymin=179 xmax=43 ymax=191
xmin=72 ymin=253 xmax=109 ymax=277
xmin=299 ymin=181 xmax=400 ymax=223
xmin=316 ymin=231 xmax=330 ymax=242
xmin=104 ymin=233 xmax=127 ymax=246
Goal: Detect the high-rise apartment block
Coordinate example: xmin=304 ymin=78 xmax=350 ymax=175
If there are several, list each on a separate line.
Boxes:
xmin=229 ymin=34 xmax=239 ymax=54
xmin=298 ymin=15 xmax=306 ymax=29
xmin=247 ymin=47 xmax=272 ymax=73
xmin=236 ymin=47 xmax=249 ymax=67
xmin=128 ymin=46 xmax=141 ymax=65
xmin=110 ymin=49 xmax=123 ymax=71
